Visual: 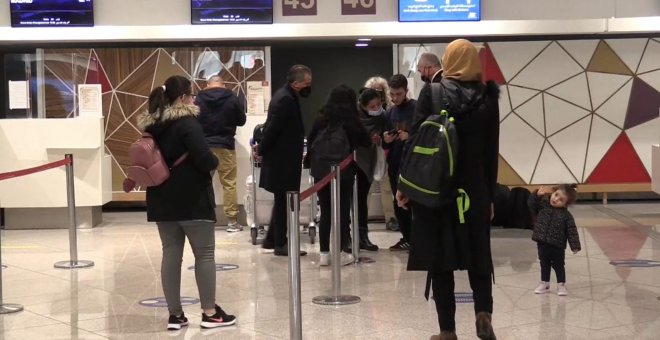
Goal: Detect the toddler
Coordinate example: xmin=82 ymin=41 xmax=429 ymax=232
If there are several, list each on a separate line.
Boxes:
xmin=528 ymin=184 xmax=582 ymax=296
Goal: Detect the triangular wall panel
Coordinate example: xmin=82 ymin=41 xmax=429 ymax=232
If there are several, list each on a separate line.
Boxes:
xmin=606 ymin=38 xmax=648 ymax=74
xmin=499 ymin=114 xmax=545 ymax=183
xmin=595 ymin=80 xmax=633 ymax=129
xmin=531 ymin=143 xmax=577 ymax=184
xmin=489 ymin=41 xmax=550 ymax=82
xmin=637 ymin=39 xmax=660 ymax=74
xmin=479 ymin=43 xmax=506 ymax=85
xmin=587 ymin=72 xmax=632 ymax=110
xmin=86 ymin=53 xmax=113 ymax=93
xmin=544 ymin=94 xmax=591 ymax=136
xmin=587 ymin=41 xmax=633 ymax=76
xmin=558 ymin=40 xmax=599 ymax=69
xmin=586 ymin=133 xmax=650 ymax=183
xmin=497 ymin=155 xmax=526 ymax=185
xmin=499 ymin=85 xmax=512 ymax=122
xmin=546 ymin=72 xmax=591 ymax=111
xmin=548 ymin=116 xmax=591 ymax=181
xmin=515 ymin=93 xmax=545 ymax=135
xmin=510 ymin=42 xmax=583 ymax=91
xmin=508 ymin=85 xmax=541 ymax=110
xmin=624 ymin=77 xmax=660 ymax=129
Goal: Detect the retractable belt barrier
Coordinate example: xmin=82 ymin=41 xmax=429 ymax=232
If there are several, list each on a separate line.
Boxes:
xmin=299 ymin=154 xmax=354 ymax=202
xmin=0 ymin=154 xmax=95 ymax=315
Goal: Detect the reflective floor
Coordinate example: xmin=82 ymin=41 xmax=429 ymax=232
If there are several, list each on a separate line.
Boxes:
xmin=0 ymin=203 xmax=659 ymax=339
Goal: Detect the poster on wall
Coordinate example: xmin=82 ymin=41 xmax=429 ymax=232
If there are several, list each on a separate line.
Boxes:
xmin=8 ymin=81 xmax=29 ymax=109
xmin=399 ymin=0 xmax=481 ymax=22
xmin=246 ymin=81 xmax=270 ymax=115
xmin=341 ymin=0 xmax=376 ymax=15
xmin=282 ymin=0 xmax=317 ymax=16
xmin=78 ymin=84 xmax=103 ymax=117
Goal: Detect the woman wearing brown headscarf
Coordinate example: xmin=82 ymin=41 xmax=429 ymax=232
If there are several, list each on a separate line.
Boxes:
xmin=398 ymin=39 xmax=500 ymax=340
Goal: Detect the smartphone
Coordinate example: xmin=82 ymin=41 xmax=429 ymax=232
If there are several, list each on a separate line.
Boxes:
xmin=387 ymin=129 xmax=399 ymax=135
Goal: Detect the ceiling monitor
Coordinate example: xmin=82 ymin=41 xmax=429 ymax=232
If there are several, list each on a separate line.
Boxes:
xmin=10 ymin=0 xmax=94 ymax=27
xmin=399 ymin=0 xmax=481 ymax=22
xmin=192 ymin=0 xmax=273 ymax=25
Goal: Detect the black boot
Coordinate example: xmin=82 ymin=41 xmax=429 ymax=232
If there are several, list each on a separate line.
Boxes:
xmin=359 ymin=231 xmax=379 ymax=251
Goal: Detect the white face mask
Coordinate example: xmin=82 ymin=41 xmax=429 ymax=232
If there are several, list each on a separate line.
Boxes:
xmin=367 ymin=107 xmax=384 ymax=116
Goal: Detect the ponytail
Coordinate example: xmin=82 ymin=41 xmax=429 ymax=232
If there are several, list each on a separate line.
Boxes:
xmin=147 ymin=75 xmax=193 ymax=118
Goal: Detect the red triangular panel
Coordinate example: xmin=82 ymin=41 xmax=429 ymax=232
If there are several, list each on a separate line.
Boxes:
xmin=86 ymin=54 xmax=112 ymax=93
xmin=480 ymin=43 xmax=506 ymax=85
xmin=586 ymin=132 xmax=650 ymax=183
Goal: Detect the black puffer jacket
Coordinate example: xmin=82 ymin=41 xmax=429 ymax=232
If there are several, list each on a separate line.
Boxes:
xmin=355 ymin=109 xmax=392 ymax=182
xmin=528 ymin=190 xmax=581 ymax=251
xmin=137 ymin=104 xmax=218 ymax=222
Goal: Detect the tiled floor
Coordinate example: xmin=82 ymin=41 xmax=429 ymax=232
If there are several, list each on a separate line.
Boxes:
xmin=0 ymin=203 xmax=659 ymax=339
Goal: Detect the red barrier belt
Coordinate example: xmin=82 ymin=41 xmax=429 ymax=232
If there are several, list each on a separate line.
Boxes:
xmin=300 ymin=154 xmax=354 ymax=202
xmin=0 ymin=158 xmax=71 ymax=181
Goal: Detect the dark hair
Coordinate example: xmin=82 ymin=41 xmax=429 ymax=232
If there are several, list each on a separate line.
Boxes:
xmin=388 ymin=74 xmax=408 ymax=90
xmin=320 ymin=84 xmax=359 ymax=125
xmin=554 ymin=183 xmax=578 ymax=205
xmin=286 ymin=64 xmax=312 ymax=84
xmin=148 ymin=75 xmax=192 ymax=116
xmin=358 ymin=88 xmax=382 ymax=107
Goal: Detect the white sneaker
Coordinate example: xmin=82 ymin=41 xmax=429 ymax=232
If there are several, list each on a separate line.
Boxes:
xmin=534 ymin=282 xmax=550 ymax=294
xmin=340 ymin=252 xmax=355 ymax=266
xmin=226 ymin=221 xmax=243 ymax=232
xmin=557 ymin=283 xmax=568 ymax=296
xmin=319 ymin=252 xmax=330 ymax=266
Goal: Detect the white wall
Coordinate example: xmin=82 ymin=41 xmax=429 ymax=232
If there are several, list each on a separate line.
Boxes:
xmin=1 ymin=0 xmax=659 ymax=27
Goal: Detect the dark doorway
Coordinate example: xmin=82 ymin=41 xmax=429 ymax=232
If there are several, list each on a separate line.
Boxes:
xmin=271 ymin=45 xmax=393 ymax=134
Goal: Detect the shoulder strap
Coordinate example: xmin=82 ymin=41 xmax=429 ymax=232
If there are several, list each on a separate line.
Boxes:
xmin=431 ymin=83 xmax=449 ymax=115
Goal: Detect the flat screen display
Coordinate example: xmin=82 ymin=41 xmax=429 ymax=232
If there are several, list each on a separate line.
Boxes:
xmin=399 ymin=0 xmax=481 ymax=22
xmin=10 ymin=0 xmax=94 ymax=27
xmin=192 ymin=0 xmax=273 ymax=25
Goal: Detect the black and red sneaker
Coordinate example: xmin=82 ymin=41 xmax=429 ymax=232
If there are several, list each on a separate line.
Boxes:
xmin=167 ymin=313 xmax=189 ymax=331
xmin=200 ymin=305 xmax=236 ymax=328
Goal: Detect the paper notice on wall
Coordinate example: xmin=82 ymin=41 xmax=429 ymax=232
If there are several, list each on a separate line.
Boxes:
xmin=8 ymin=80 xmax=29 ymax=109
xmin=407 ymin=77 xmax=416 ymax=99
xmin=78 ymin=84 xmax=103 ymax=117
xmin=247 ymin=81 xmax=270 ymax=115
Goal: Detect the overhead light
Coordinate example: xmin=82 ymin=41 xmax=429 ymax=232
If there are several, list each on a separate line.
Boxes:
xmin=355 ymin=43 xmax=369 ymax=47
xmin=357 ymin=38 xmax=372 ymax=42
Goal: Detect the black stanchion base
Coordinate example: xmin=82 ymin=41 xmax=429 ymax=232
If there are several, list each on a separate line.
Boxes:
xmin=0 ymin=303 xmax=24 ymax=314
xmin=312 ymin=295 xmax=361 ymax=306
xmin=54 ymin=260 xmax=95 ymax=269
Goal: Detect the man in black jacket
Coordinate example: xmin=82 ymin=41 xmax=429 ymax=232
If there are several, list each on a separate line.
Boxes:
xmin=415 ymin=52 xmax=443 ymax=118
xmin=256 ymin=65 xmax=312 ymax=256
xmin=196 ymin=75 xmax=247 ymax=232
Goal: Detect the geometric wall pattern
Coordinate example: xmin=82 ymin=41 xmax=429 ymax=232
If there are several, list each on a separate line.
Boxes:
xmin=42 ymin=47 xmax=266 ymax=192
xmin=399 ymin=38 xmax=660 ymax=185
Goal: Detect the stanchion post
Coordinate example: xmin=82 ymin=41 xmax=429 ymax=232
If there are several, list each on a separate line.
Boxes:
xmin=0 ymin=210 xmax=24 ymax=314
xmin=54 ymin=154 xmax=94 ymax=269
xmin=313 ymin=164 xmax=360 ymax=306
xmin=351 ymin=153 xmax=374 ymax=264
xmin=287 ymin=191 xmax=302 ymax=340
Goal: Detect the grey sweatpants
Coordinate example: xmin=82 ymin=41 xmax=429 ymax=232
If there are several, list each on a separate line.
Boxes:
xmin=157 ymin=221 xmax=216 ymax=315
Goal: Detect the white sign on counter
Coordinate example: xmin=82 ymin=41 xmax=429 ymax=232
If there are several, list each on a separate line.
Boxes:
xmin=78 ymin=84 xmax=103 ymax=117
xmin=246 ymin=81 xmax=270 ymax=115
xmin=8 ymin=80 xmax=29 ymax=109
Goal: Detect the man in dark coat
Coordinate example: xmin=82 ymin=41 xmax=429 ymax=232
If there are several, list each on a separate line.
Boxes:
xmin=195 ymin=75 xmax=246 ymax=232
xmin=256 ymin=65 xmax=312 ymax=256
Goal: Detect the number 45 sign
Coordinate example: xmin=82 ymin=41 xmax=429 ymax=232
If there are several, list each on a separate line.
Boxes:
xmin=342 ymin=0 xmax=376 ymax=15
xmin=283 ymin=0 xmax=317 ymax=16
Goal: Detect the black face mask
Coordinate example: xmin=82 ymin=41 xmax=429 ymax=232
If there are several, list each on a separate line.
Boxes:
xmin=299 ymin=86 xmax=312 ymax=98
xmin=421 ymin=75 xmax=430 ymax=83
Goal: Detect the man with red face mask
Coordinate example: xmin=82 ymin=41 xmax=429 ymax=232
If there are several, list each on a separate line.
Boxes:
xmin=255 ymin=64 xmax=312 ymax=257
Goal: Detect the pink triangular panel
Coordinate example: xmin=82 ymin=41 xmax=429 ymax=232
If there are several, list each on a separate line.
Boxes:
xmin=480 ymin=44 xmax=506 ymax=85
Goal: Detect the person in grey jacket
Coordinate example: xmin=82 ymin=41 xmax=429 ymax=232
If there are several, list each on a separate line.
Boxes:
xmin=528 ymin=184 xmax=581 ymax=297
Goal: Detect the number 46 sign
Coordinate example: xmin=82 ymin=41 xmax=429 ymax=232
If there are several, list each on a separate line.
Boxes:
xmin=342 ymin=0 xmax=376 ymax=15
xmin=283 ymin=0 xmax=317 ymax=16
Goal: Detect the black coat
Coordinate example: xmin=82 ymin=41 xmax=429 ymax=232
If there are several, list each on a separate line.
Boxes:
xmin=355 ymin=109 xmax=391 ymax=182
xmin=137 ymin=105 xmax=219 ymax=222
xmin=195 ymin=87 xmax=246 ymax=149
xmin=258 ymin=85 xmax=305 ymax=193
xmin=528 ymin=191 xmax=581 ymax=251
xmin=407 ymin=79 xmax=500 ymax=275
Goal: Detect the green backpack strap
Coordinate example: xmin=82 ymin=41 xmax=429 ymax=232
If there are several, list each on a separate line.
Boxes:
xmin=456 ymin=188 xmax=471 ymax=224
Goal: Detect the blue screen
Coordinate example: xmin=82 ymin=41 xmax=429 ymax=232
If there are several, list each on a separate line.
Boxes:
xmin=10 ymin=0 xmax=94 ymax=27
xmin=192 ymin=0 xmax=273 ymax=25
xmin=399 ymin=0 xmax=480 ymax=22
